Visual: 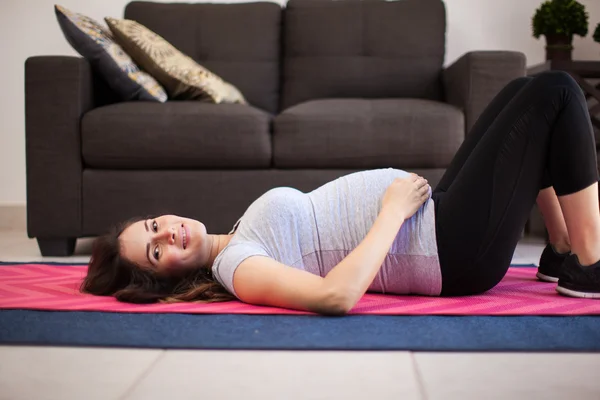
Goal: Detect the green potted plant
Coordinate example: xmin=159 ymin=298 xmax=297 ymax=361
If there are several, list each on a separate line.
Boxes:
xmin=532 ymin=0 xmax=589 ymax=61
xmin=594 ymin=22 xmax=600 ymax=44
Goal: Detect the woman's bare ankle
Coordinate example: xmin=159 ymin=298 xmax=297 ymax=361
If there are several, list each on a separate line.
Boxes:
xmin=549 ymin=237 xmax=571 ymax=254
xmin=571 ymin=242 xmax=600 ymax=267
xmin=568 ymin=223 xmax=600 ymax=266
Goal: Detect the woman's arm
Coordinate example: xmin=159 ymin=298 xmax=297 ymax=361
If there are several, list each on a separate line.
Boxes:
xmin=234 ymin=208 xmax=404 ymax=316
xmin=322 ymin=206 xmax=404 ymax=313
xmin=323 ymin=174 xmax=430 ymax=312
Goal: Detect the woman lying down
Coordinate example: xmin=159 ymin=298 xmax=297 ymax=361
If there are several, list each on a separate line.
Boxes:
xmin=82 ymin=71 xmax=600 ymax=315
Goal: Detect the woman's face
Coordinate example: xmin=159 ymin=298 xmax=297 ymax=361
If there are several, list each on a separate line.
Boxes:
xmin=119 ymin=215 xmax=209 ymax=276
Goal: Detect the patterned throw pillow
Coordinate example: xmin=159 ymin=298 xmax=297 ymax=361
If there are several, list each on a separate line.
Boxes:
xmin=105 ymin=17 xmax=247 ymax=104
xmin=55 ymin=5 xmax=167 ymax=102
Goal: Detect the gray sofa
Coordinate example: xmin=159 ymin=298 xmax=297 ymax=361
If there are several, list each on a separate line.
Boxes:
xmin=25 ymin=0 xmax=526 ymax=256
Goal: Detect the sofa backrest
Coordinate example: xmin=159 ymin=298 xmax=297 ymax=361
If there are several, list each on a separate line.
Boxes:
xmin=124 ymin=1 xmax=281 ymax=113
xmin=281 ymin=0 xmax=446 ymax=110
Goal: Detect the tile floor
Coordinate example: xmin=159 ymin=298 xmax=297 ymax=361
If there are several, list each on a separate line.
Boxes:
xmin=1 ymin=230 xmax=599 ymax=400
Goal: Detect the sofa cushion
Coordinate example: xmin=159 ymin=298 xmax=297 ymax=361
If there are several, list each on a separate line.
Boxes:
xmin=54 ymin=5 xmax=167 ymax=102
xmin=105 ymin=17 xmax=246 ymax=104
xmin=124 ymin=1 xmax=281 ymax=113
xmin=273 ymin=99 xmax=464 ymax=169
xmin=281 ymin=0 xmax=446 ymax=109
xmin=82 ymin=102 xmax=272 ymax=169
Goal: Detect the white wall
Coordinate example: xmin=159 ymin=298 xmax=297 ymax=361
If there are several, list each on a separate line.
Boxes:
xmin=1 ymin=0 xmax=600 ymax=206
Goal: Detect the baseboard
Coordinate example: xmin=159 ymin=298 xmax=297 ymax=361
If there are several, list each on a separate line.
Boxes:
xmin=0 ymin=205 xmax=26 ymax=231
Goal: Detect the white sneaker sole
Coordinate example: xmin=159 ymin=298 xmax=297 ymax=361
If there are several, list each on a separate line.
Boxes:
xmin=556 ymin=286 xmax=600 ymax=299
xmin=536 ymin=272 xmax=559 ymax=283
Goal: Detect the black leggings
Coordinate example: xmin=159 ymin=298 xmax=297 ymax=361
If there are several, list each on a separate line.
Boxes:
xmin=433 ymin=71 xmax=599 ymax=296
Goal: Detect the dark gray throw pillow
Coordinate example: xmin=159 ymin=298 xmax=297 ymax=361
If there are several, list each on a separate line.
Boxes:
xmin=55 ymin=5 xmax=167 ymax=102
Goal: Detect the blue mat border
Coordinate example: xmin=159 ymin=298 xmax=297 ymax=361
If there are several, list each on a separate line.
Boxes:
xmin=1 ymin=310 xmax=599 ymax=352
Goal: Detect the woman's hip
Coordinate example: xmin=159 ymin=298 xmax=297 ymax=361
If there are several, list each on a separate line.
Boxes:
xmin=432 ymin=192 xmax=513 ymax=296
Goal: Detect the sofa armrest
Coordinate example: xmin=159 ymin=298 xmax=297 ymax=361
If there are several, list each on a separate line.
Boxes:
xmin=444 ymin=51 xmax=526 ymax=133
xmin=25 ymin=56 xmax=98 ymax=239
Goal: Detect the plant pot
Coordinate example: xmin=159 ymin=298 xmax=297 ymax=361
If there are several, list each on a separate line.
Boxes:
xmin=545 ymin=34 xmax=573 ymax=61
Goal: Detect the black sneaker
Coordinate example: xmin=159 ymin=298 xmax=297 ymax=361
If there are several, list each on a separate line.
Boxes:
xmin=536 ymin=244 xmax=569 ymax=283
xmin=556 ymin=254 xmax=600 ymax=299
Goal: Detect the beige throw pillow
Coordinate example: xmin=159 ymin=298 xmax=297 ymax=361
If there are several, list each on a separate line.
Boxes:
xmin=105 ymin=17 xmax=247 ymax=104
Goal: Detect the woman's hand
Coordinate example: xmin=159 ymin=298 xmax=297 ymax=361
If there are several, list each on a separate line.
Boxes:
xmin=381 ymin=174 xmax=431 ymax=221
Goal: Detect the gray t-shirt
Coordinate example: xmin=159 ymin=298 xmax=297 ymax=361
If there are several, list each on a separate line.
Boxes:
xmin=212 ymin=168 xmax=442 ymax=299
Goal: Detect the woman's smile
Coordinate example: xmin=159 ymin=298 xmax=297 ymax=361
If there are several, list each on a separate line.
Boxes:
xmin=182 ymin=223 xmax=190 ymax=249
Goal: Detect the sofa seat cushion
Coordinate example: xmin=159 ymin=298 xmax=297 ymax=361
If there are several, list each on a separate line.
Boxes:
xmin=82 ymin=102 xmax=272 ymax=168
xmin=273 ymin=99 xmax=464 ymax=169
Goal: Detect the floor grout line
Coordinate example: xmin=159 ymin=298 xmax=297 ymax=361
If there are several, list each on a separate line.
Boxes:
xmin=410 ymin=352 xmax=429 ymax=400
xmin=118 ymin=350 xmax=167 ymax=400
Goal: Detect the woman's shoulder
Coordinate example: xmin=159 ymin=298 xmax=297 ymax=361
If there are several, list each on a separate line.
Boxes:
xmin=211 ymin=239 xmax=271 ymax=296
xmin=213 ymin=239 xmax=270 ymax=269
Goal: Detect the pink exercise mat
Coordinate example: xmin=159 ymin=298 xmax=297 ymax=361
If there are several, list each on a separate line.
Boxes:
xmin=1 ymin=264 xmax=599 ymax=315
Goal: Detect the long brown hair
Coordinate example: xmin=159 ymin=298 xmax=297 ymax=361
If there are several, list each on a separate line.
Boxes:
xmin=81 ymin=217 xmax=236 ymax=303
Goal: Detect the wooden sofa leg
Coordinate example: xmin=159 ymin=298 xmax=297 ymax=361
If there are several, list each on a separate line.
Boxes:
xmin=36 ymin=238 xmax=76 ymax=257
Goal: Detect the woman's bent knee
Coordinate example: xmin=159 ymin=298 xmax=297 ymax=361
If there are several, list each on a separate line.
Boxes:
xmin=535 ymin=70 xmax=578 ymax=89
xmin=511 ymin=76 xmax=532 ymax=86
